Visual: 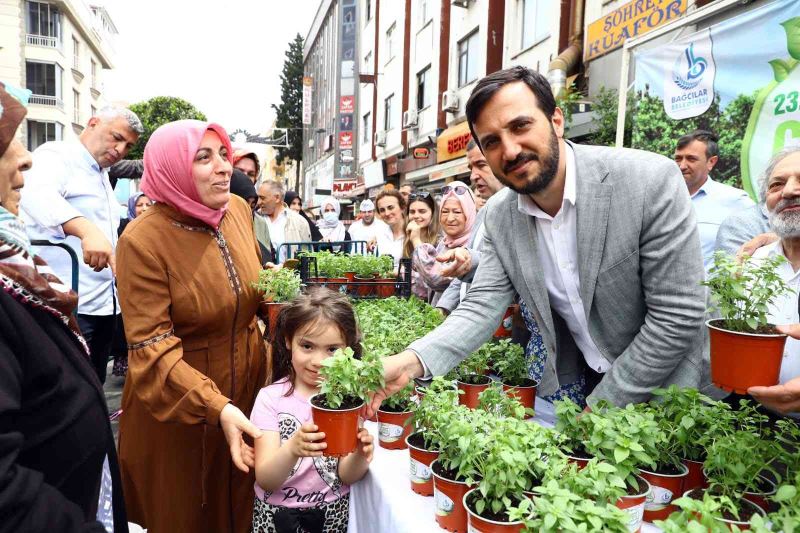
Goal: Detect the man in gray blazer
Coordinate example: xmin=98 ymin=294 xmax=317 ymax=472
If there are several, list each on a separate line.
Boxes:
xmin=371 ymin=66 xmax=707 ymax=410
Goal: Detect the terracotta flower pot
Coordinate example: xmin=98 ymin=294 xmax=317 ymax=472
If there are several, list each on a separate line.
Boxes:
xmin=463 ymin=488 xmax=524 ymax=533
xmin=406 ymin=431 xmax=440 ymax=496
xmin=354 ymin=275 xmax=376 ymax=297
xmin=560 ymin=446 xmax=593 ymax=470
xmin=325 ymin=277 xmax=348 ymax=293
xmin=682 ymin=458 xmax=707 ymax=492
xmin=457 ymin=375 xmax=492 ymax=409
xmin=707 ymin=319 xmax=787 ymax=394
xmin=639 ymin=462 xmax=689 ymax=521
xmin=309 ymin=394 xmax=363 ymax=457
xmin=344 ymin=271 xmax=356 ymax=282
xmin=493 ymin=305 xmax=517 ymax=338
xmin=259 ymin=301 xmax=286 ymax=341
xmin=742 ymin=475 xmax=777 ymax=512
xmin=432 ymin=460 xmax=474 ymax=533
xmin=502 ymin=379 xmax=537 ymax=415
xmin=615 ymin=475 xmax=651 ymax=533
xmin=377 ymin=408 xmax=413 ymax=450
xmin=375 ymin=277 xmax=396 ymax=298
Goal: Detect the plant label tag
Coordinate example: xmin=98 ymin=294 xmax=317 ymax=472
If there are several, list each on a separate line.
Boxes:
xmin=378 ymin=422 xmax=404 ymax=443
xmin=645 ymin=485 xmax=673 ymax=511
xmin=434 ymin=488 xmax=454 ymax=516
xmin=622 ymin=502 xmax=644 ymax=532
xmin=409 ymin=459 xmax=431 ymax=483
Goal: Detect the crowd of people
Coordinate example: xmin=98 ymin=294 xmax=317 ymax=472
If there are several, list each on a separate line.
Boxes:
xmin=2 ymin=62 xmax=800 ymax=533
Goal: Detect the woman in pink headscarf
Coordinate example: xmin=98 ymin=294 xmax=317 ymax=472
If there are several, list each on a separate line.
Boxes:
xmin=411 ymin=181 xmax=476 ymax=305
xmin=115 ymin=120 xmax=267 ymax=533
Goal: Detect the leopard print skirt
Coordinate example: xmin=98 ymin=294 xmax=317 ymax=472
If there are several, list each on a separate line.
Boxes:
xmin=252 ymin=493 xmax=350 ymax=533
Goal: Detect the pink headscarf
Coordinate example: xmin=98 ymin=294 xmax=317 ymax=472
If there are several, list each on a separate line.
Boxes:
xmin=440 ymin=180 xmax=477 ymax=248
xmin=140 ymin=120 xmax=233 ymax=229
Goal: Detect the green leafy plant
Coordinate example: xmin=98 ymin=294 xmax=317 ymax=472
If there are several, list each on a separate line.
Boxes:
xmin=127 ymin=96 xmax=207 ymax=160
xmin=410 ymin=376 xmax=460 ymax=450
xmin=703 ymin=428 xmax=782 ymax=500
xmin=703 ymin=252 xmax=791 ymax=333
xmin=377 ymin=255 xmax=395 ymax=278
xmin=654 ymin=492 xmax=746 ymax=533
xmin=650 ymin=386 xmax=736 ymax=462
xmin=508 ymin=479 xmax=630 ymax=533
xmin=554 ymin=399 xmax=593 ymax=458
xmin=317 ymin=348 xmax=384 ymax=409
xmin=750 ymin=470 xmax=800 ymax=533
xmin=490 ymin=339 xmax=531 ymax=386
xmin=435 ymin=405 xmax=492 ymax=482
xmin=354 ymin=297 xmax=443 ymax=354
xmin=477 ymin=382 xmax=531 ymax=420
xmin=448 ymin=342 xmax=493 ymax=383
xmin=252 ymin=267 xmax=301 ymax=303
xmin=380 ymin=381 xmax=416 ymax=412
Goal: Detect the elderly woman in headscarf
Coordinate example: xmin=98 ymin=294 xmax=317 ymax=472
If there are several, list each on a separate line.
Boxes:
xmin=115 ymin=120 xmax=267 ymax=533
xmin=0 ymin=82 xmax=129 ymax=532
xmin=284 ymin=190 xmax=322 ymax=241
xmin=317 ymin=195 xmax=351 ymax=252
xmin=411 ymin=181 xmax=476 ymax=306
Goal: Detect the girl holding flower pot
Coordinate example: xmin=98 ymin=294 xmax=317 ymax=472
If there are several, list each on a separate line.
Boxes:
xmin=250 ymin=288 xmax=373 ymax=532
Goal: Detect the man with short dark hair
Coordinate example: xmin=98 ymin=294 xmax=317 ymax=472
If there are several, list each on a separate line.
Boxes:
xmin=373 ymin=66 xmax=707 ymax=410
xmin=674 ymin=129 xmax=753 ymax=271
xmin=21 ymin=105 xmax=143 ymax=383
xmin=399 ymin=183 xmax=416 ymax=204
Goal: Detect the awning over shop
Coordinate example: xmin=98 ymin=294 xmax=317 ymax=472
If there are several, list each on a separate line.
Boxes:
xmin=436 ymin=121 xmax=472 ymax=164
xmin=405 ymin=157 xmax=469 ymax=183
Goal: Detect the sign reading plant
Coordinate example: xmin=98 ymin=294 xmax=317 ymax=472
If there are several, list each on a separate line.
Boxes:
xmin=703 ymin=252 xmax=791 ymax=393
xmin=310 ymin=347 xmax=384 ymax=457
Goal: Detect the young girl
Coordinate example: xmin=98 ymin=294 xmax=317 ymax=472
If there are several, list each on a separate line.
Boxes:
xmin=250 ymin=287 xmax=374 ymax=533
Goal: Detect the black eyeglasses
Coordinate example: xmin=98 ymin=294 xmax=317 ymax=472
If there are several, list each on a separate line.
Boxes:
xmin=441 ymin=185 xmax=469 ymax=196
xmin=408 ymin=191 xmax=432 ymax=201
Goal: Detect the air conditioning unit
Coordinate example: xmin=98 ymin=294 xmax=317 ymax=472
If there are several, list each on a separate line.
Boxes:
xmin=402 ymin=109 xmax=419 ymax=129
xmin=441 ymin=90 xmax=460 ymax=113
xmin=452 ymin=0 xmax=471 ymax=7
xmin=374 ymin=130 xmax=387 ymax=147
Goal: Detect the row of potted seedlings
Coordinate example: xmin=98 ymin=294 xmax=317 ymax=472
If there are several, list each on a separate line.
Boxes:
xmin=300 ymin=251 xmax=397 ymax=297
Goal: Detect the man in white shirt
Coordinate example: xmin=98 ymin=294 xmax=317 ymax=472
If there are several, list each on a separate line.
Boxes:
xmin=347 ymin=199 xmax=390 ymax=253
xmin=747 ymin=147 xmax=800 ymax=417
xmin=256 ymin=180 xmax=311 ymax=263
xmin=674 ymin=130 xmax=754 ymax=272
xmin=20 ymin=106 xmax=142 ymax=383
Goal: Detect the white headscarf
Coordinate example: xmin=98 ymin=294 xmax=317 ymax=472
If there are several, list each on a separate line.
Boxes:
xmin=317 ymin=196 xmax=346 ymax=242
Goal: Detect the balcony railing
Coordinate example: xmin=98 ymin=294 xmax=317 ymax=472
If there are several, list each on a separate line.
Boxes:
xmin=26 ymin=34 xmax=59 ymax=48
xmin=29 ymin=94 xmax=64 ymax=110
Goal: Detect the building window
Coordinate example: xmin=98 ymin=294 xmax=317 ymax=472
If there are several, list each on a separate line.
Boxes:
xmin=417 ymin=66 xmax=430 ymax=110
xmin=384 ymin=94 xmax=394 ymax=131
xmin=365 ymin=0 xmax=371 ymax=22
xmin=72 ymin=36 xmax=79 ymax=69
xmin=73 ymin=90 xmax=80 ymax=123
xmin=91 ymin=60 xmax=97 ymax=89
xmin=26 ymin=1 xmax=61 ymax=40
xmin=364 ymin=51 xmax=372 ymax=72
xmin=26 ymin=61 xmax=62 ymax=98
xmin=362 ymin=112 xmax=371 ymax=144
xmin=458 ymin=30 xmax=479 ymax=87
xmin=521 ymin=0 xmax=551 ymax=49
xmin=27 ymin=120 xmax=63 ymax=150
xmin=386 ymin=23 xmax=395 ymax=62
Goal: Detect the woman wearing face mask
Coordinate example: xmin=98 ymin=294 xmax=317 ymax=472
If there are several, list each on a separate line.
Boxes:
xmin=316 ymin=196 xmax=351 ymax=252
xmin=0 ymin=82 xmax=129 ymax=532
xmin=115 ymin=120 xmax=267 ymax=533
xmin=403 ymin=191 xmax=441 ymax=300
xmin=412 ymin=181 xmax=476 ymax=306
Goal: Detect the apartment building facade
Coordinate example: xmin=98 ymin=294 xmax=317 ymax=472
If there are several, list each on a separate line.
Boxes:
xmin=0 ymin=0 xmax=117 ymax=150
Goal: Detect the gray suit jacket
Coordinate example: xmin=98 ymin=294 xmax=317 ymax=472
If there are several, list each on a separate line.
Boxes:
xmin=410 ymin=142 xmax=708 ymax=406
xmin=437 ymin=208 xmax=487 ymax=312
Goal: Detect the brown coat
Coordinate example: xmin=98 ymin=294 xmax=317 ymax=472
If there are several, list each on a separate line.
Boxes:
xmin=116 ymin=197 xmax=267 ymax=533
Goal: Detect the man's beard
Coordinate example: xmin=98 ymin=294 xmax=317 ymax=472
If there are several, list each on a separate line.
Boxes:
xmin=769 ymin=199 xmax=800 ymax=238
xmin=498 ymin=127 xmax=560 ymax=195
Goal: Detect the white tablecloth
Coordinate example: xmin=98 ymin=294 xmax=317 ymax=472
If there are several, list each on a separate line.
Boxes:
xmin=347 ymin=399 xmax=660 ymax=532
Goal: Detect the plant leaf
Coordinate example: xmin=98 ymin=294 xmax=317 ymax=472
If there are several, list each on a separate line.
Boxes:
xmin=782 ymin=17 xmax=800 ymax=61
xmin=769 ymin=59 xmax=792 ymax=82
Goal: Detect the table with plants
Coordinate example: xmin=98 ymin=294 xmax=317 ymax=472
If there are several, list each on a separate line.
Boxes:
xmin=249 ymin=250 xmax=800 ymax=532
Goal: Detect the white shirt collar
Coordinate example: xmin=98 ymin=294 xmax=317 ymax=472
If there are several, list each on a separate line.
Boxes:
xmin=517 ymin=143 xmax=576 ymax=219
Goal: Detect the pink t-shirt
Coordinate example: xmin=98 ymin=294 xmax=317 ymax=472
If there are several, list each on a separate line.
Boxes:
xmin=250 ymin=379 xmax=350 ymax=507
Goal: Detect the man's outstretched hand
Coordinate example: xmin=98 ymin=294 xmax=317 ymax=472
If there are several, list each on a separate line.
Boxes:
xmin=747 ymin=323 xmax=800 ymax=414
xmin=367 ymin=350 xmax=425 ymax=418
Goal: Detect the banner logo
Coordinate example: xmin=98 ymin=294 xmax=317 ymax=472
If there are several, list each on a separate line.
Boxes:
xmin=663 ymin=29 xmax=715 ymax=120
xmin=672 ymin=44 xmax=707 ymax=90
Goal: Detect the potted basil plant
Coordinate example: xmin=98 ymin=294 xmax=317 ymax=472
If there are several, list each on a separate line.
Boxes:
xmin=702 ymin=252 xmax=791 ymax=393
xmin=490 ymin=339 xmax=538 ymax=413
xmin=252 ymin=267 xmax=301 ymax=334
xmin=310 ymin=347 xmax=384 ymax=457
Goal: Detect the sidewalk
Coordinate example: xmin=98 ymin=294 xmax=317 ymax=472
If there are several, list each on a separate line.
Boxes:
xmin=103 ymin=362 xmax=124 ymax=444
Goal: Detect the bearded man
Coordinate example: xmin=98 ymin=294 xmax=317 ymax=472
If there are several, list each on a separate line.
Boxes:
xmin=371 ymin=66 xmax=708 ymax=410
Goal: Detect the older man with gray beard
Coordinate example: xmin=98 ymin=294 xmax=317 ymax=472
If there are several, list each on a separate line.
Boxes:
xmin=746 ymin=147 xmax=800 ymax=416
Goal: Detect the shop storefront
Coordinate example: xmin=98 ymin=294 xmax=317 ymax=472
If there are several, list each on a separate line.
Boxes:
xmin=405 ymin=121 xmax=472 ymax=195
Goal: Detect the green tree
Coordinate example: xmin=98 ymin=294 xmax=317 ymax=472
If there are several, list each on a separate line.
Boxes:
xmin=271 ymin=33 xmax=304 ymax=188
xmin=127 ymin=96 xmax=207 ymax=159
